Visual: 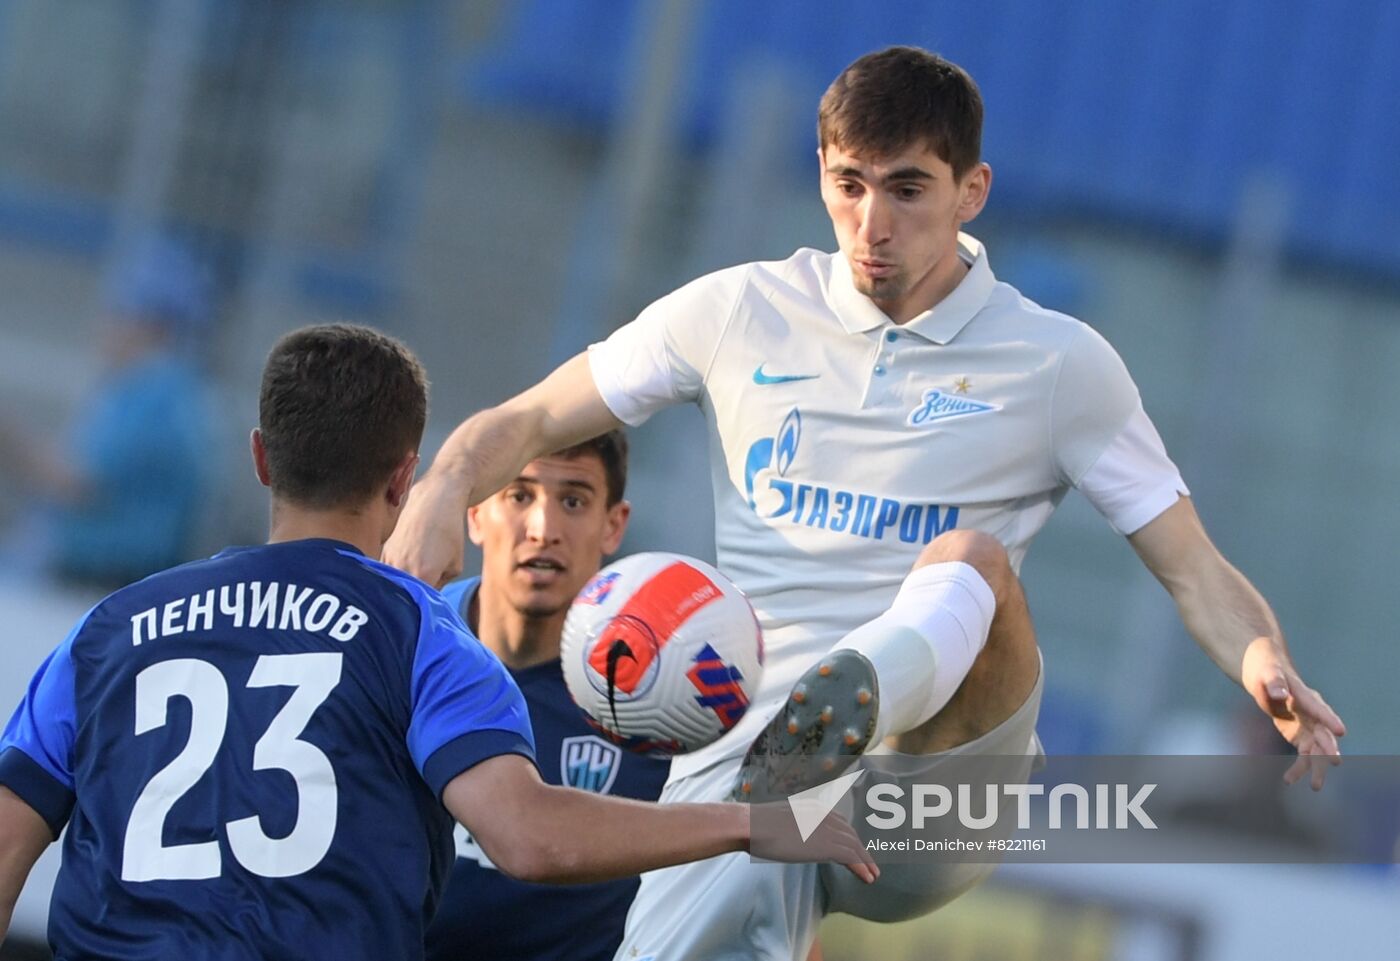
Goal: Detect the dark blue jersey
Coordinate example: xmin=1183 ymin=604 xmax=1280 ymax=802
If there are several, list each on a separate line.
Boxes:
xmin=424 ymin=578 xmax=670 ymax=961
xmin=0 ymin=540 xmax=534 ymax=961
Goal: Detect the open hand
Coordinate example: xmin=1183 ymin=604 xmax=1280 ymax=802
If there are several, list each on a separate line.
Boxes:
xmin=749 ymin=803 xmax=879 ymax=884
xmin=1242 ymin=637 xmax=1346 ymax=790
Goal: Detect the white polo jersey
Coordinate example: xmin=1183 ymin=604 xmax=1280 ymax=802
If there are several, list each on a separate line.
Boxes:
xmin=588 ymin=234 xmax=1187 ymax=779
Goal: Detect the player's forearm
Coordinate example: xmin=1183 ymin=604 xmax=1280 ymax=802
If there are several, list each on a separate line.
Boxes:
xmin=429 ymin=403 xmax=551 ymax=510
xmin=1129 ymin=499 xmax=1292 ymax=687
xmin=0 ymin=789 xmax=51 ymax=944
xmin=429 ymin=353 xmax=621 ymax=510
xmin=491 ymin=789 xmax=748 ymax=885
xmin=1167 ymin=554 xmax=1288 ymax=684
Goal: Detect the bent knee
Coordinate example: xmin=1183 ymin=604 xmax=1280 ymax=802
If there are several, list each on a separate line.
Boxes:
xmin=916 ymin=529 xmax=1006 ymax=568
xmin=914 ymin=530 xmax=1013 ymax=594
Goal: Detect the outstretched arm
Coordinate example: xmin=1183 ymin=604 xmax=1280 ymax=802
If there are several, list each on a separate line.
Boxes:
xmin=384 ymin=352 xmax=623 ymax=586
xmin=0 ymin=787 xmax=52 ymax=943
xmin=1128 ymin=497 xmax=1346 ymax=787
xmin=442 ymin=754 xmax=876 ymax=885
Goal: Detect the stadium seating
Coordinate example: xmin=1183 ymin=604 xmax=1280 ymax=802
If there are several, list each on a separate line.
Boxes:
xmin=460 ymin=0 xmax=1400 ymax=278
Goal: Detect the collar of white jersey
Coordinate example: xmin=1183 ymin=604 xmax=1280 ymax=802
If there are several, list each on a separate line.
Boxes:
xmin=828 ymin=232 xmax=994 ymax=344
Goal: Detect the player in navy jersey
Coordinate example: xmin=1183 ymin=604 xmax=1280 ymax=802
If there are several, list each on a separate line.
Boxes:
xmin=425 ymin=430 xmax=671 ymax=961
xmin=0 ymin=324 xmax=873 ymax=961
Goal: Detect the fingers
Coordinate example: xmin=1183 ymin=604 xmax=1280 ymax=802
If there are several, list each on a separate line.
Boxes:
xmin=384 ymin=525 xmax=463 ymax=587
xmin=1248 ymin=669 xmax=1292 ymax=721
xmin=1281 ymin=689 xmax=1345 ymax=757
xmin=381 ymin=535 xmax=411 ymax=573
xmin=1283 ymin=753 xmax=1329 ymax=791
xmin=1281 ymin=727 xmax=1344 ymax=790
xmin=751 ymin=803 xmax=878 ymax=882
xmin=1310 ymin=724 xmax=1343 ymax=760
xmin=828 ymin=818 xmax=877 ymax=874
xmin=836 ymin=826 xmax=878 ymax=884
xmin=805 ymin=815 xmax=878 ymax=883
xmin=843 ymin=858 xmax=879 ymax=884
xmin=1255 ymin=675 xmax=1347 ymax=745
xmin=1294 ymin=686 xmax=1348 ymax=738
xmin=1308 ymin=753 xmax=1329 ymax=791
xmin=1263 ymin=674 xmax=1293 ymax=720
xmin=434 ymin=554 xmax=462 ymax=590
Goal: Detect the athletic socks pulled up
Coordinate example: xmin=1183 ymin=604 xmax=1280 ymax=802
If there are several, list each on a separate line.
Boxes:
xmin=832 ymin=561 xmax=995 ymax=742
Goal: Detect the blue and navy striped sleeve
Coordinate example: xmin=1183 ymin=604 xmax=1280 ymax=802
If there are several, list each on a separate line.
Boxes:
xmin=373 ymin=568 xmax=535 ymax=797
xmin=0 ymin=621 xmax=83 ymax=837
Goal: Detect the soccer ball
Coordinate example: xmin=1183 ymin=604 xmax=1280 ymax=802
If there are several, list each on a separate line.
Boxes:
xmin=561 ymin=552 xmax=765 ymax=756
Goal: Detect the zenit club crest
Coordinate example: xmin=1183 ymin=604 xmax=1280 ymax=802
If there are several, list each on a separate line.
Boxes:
xmin=907 ymin=389 xmax=1001 ymax=426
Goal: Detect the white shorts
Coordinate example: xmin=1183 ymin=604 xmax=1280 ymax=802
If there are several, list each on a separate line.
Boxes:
xmin=615 ymin=653 xmax=1045 ymax=961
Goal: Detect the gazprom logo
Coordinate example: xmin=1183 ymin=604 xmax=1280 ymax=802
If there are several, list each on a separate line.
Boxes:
xmin=907 ymin=389 xmax=1000 ymax=426
xmin=775 ymin=408 xmax=801 ymax=476
xmin=744 ymin=407 xmax=959 ymax=544
xmin=744 ymin=409 xmax=799 ymax=509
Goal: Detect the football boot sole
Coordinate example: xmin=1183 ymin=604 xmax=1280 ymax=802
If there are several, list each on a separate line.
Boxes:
xmin=731 ymin=649 xmax=879 ymax=803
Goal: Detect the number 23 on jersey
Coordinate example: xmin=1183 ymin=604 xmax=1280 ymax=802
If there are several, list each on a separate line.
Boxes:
xmin=122 ymin=652 xmax=342 ymax=882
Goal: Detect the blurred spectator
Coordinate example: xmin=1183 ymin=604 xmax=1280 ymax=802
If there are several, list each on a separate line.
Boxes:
xmin=0 ymin=235 xmax=213 ymax=589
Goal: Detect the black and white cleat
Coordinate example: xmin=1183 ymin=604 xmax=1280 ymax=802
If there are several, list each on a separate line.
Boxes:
xmin=731 ymin=650 xmax=879 ymax=803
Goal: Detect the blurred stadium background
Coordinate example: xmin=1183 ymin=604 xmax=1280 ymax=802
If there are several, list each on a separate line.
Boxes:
xmin=0 ymin=0 xmax=1396 ymax=957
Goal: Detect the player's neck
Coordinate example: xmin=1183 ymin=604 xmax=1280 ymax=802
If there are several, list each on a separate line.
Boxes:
xmin=267 ymin=503 xmax=386 ymax=560
xmin=469 ymin=588 xmax=562 ymax=671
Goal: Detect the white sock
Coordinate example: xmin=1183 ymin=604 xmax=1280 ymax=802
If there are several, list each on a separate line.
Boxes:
xmin=832 ymin=561 xmax=996 ymax=742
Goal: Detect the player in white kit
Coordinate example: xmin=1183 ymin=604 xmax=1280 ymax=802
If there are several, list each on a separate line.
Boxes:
xmin=386 ymin=46 xmax=1346 ymax=961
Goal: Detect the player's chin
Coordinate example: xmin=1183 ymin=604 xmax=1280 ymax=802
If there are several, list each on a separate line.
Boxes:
xmin=517 ymin=594 xmax=571 ymax=620
xmin=856 ymin=275 xmax=905 ymax=303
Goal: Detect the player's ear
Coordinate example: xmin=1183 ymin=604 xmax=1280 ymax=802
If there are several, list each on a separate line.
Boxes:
xmin=466 ymin=504 xmax=485 ymax=547
xmin=250 ymin=429 xmax=271 ymax=488
xmin=386 ymin=450 xmax=419 ymax=509
xmin=956 ymin=162 xmax=992 ymax=223
xmin=600 ymin=499 xmax=630 ymax=555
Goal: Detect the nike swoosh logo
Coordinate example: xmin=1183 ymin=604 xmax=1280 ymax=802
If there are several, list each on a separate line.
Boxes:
xmin=605 ymin=638 xmax=636 ymax=733
xmin=753 ymin=364 xmax=819 ymax=386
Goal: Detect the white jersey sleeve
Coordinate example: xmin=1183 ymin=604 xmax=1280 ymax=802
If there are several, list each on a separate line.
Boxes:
xmin=1051 ymin=324 xmax=1188 ymax=535
xmin=587 ymin=265 xmax=748 ymax=426
xmin=1076 ymin=405 xmax=1190 ymax=534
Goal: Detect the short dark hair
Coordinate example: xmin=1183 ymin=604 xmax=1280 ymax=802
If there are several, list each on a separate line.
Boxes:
xmin=259 ymin=324 xmax=428 ymax=509
xmin=818 ymin=46 xmax=983 ymax=180
xmin=552 ymin=430 xmax=628 ymax=506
